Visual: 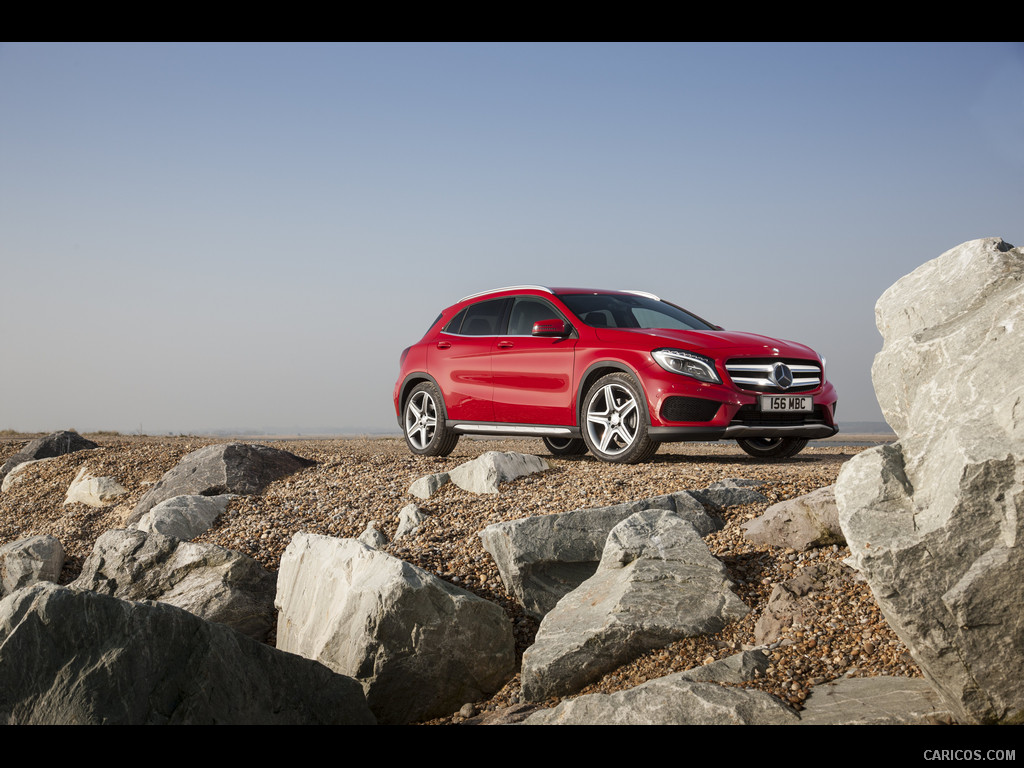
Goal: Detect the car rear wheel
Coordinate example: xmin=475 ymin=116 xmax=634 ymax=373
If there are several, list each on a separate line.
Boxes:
xmin=736 ymin=437 xmax=808 ymax=459
xmin=582 ymin=373 xmax=658 ymax=464
xmin=541 ymin=436 xmax=588 ymax=456
xmin=403 ymin=382 xmax=459 ymax=456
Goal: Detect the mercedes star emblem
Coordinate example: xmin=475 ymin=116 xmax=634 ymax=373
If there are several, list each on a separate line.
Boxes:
xmin=771 ymin=362 xmax=794 ymax=390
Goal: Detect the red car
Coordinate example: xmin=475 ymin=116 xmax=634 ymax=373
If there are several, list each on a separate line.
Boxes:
xmin=393 ymin=286 xmax=838 ymax=463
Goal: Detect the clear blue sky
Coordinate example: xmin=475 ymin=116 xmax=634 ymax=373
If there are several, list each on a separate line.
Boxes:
xmin=2 ymin=42 xmax=1021 ymax=434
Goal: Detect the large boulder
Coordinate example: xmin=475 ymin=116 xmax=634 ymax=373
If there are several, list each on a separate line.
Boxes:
xmin=520 ymin=509 xmax=749 ymax=701
xmin=742 ymin=485 xmax=843 ymax=551
xmin=447 ymin=451 xmax=547 ymax=494
xmin=797 ymin=677 xmax=954 ymax=725
xmin=0 ymin=583 xmax=374 ymax=724
xmin=0 ymin=431 xmax=98 ymax=486
xmin=835 ymin=237 xmax=1024 ymax=724
xmin=480 ymin=490 xmax=717 ymax=620
xmin=0 ymin=535 xmax=64 ymax=598
xmin=72 ymin=528 xmax=276 ymax=641
xmin=127 ymin=443 xmax=316 ymax=525
xmin=275 ymin=533 xmax=515 ymax=724
xmin=523 ymin=673 xmax=797 ymax=725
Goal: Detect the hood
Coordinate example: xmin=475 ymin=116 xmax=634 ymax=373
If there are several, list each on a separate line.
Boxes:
xmin=593 ymin=327 xmax=820 ymax=359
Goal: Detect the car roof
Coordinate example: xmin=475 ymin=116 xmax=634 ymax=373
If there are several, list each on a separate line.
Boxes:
xmin=457 ymin=286 xmax=661 ymax=303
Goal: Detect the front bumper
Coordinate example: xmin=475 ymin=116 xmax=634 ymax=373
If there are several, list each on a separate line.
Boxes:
xmin=649 ymin=422 xmax=839 ymax=442
xmin=640 ymin=361 xmax=838 ymax=443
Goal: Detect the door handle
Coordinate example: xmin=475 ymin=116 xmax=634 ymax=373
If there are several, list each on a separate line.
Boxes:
xmin=436 ymin=341 xmax=451 ymax=349
xmin=497 ymin=341 xmax=514 ymax=349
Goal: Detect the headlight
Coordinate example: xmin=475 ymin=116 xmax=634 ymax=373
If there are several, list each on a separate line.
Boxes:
xmin=651 ymin=348 xmax=721 ymax=384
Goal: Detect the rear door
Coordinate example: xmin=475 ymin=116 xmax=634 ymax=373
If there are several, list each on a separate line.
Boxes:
xmin=427 ymin=298 xmax=508 ymax=422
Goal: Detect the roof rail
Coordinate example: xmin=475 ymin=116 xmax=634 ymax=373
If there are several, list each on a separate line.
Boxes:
xmin=458 ymin=285 xmax=554 ymax=302
xmin=620 ymin=289 xmax=661 ymax=301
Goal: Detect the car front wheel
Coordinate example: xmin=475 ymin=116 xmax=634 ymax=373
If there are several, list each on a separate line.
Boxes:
xmin=581 ymin=373 xmax=658 ymax=464
xmin=736 ymin=437 xmax=808 ymax=459
xmin=403 ymin=382 xmax=459 ymax=456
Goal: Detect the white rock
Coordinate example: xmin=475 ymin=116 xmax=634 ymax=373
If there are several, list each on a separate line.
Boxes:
xmin=408 ymin=472 xmax=449 ymax=499
xmin=275 ymin=533 xmax=515 ymax=724
xmin=448 ymin=451 xmax=547 ymax=494
xmin=836 ymin=237 xmax=1024 ymax=724
xmin=357 ymin=523 xmax=388 ymax=549
xmin=742 ymin=485 xmax=843 ymax=551
xmin=64 ymin=466 xmax=127 ymax=507
xmin=394 ymin=504 xmax=428 ymax=540
xmin=133 ymin=494 xmax=235 ymax=540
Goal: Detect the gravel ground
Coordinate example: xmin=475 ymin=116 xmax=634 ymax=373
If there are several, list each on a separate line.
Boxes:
xmin=0 ymin=433 xmax=920 ymax=724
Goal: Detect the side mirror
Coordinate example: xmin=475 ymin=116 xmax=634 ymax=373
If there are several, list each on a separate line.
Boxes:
xmin=532 ymin=318 xmax=569 ymax=337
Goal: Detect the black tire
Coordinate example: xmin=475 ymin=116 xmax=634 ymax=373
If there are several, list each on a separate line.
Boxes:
xmin=403 ymin=382 xmax=459 ymax=457
xmin=541 ymin=436 xmax=588 ymax=456
xmin=735 ymin=437 xmax=808 ymax=459
xmin=581 ymin=373 xmax=658 ymax=464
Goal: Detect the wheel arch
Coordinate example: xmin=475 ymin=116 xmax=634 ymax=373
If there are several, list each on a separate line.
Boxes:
xmin=397 ymin=373 xmax=445 ymax=425
xmin=575 ymin=361 xmax=650 ymax=426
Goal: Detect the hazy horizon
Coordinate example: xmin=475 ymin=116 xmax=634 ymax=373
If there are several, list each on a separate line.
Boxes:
xmin=2 ymin=43 xmax=1021 ymax=435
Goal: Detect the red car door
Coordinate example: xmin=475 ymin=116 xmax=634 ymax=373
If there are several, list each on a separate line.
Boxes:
xmin=427 ymin=298 xmax=507 ymax=422
xmin=491 ymin=296 xmax=577 ymax=426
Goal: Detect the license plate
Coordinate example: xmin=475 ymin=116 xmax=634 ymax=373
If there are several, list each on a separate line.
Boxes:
xmin=761 ymin=395 xmax=812 ymax=412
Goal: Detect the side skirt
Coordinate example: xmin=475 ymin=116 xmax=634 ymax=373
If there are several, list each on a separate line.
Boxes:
xmin=447 ymin=421 xmax=582 ymax=439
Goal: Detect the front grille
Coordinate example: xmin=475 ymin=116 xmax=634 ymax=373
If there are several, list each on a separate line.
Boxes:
xmin=731 ymin=404 xmax=828 ymax=427
xmin=725 ymin=358 xmax=821 ymax=393
xmin=661 ymin=396 xmax=721 ymax=423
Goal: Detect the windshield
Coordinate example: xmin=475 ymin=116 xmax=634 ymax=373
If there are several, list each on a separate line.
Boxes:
xmin=557 ymin=292 xmax=717 ymax=331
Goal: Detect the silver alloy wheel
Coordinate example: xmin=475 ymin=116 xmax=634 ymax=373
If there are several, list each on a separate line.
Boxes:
xmin=546 ymin=437 xmax=574 ymax=449
xmin=585 ymin=383 xmax=639 ymax=455
xmin=405 ymin=390 xmax=437 ymax=450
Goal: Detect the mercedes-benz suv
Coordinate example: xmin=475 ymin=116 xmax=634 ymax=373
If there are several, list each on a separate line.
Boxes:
xmin=393 ymin=286 xmax=838 ymax=463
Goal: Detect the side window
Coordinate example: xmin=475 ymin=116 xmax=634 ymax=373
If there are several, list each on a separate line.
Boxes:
xmin=456 ymin=298 xmax=507 ymax=336
xmin=507 ymin=297 xmax=565 ymax=335
xmin=442 ymin=308 xmax=467 ymax=334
